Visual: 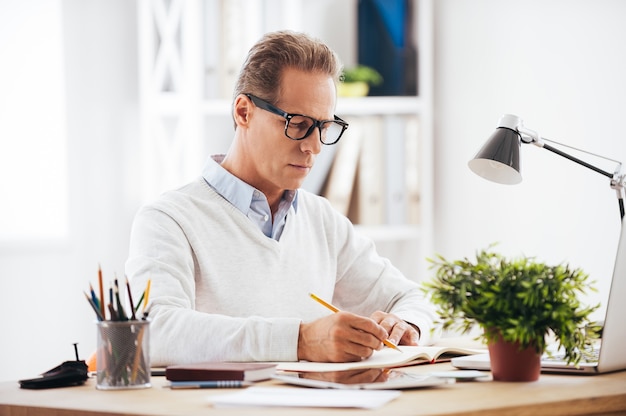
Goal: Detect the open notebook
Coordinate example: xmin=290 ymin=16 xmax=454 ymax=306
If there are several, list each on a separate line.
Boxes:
xmin=453 ymin=218 xmax=626 ymax=375
xmin=276 ymin=345 xmax=486 ymax=373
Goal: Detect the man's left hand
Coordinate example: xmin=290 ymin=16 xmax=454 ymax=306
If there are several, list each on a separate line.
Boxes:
xmin=369 ymin=311 xmax=420 ymax=347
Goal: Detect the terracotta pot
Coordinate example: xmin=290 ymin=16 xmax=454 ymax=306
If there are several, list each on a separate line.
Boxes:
xmin=488 ymin=337 xmax=542 ymax=382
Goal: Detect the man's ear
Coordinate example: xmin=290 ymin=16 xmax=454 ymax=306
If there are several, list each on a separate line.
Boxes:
xmin=233 ymin=94 xmax=251 ymax=127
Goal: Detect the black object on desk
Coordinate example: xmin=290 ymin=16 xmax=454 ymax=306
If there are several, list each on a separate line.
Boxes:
xmin=18 ymin=343 xmax=88 ymax=389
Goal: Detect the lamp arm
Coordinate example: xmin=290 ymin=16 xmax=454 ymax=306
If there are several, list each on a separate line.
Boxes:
xmin=541 ymin=141 xmax=625 ymax=220
xmin=541 ymin=142 xmax=625 ymax=220
xmin=540 ymin=142 xmax=615 ymax=179
xmin=517 ymin=125 xmax=616 ymax=179
xmin=516 ymin=124 xmax=625 ymax=220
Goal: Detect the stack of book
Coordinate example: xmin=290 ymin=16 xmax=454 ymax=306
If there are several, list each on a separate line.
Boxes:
xmin=165 ymin=362 xmax=277 ymax=389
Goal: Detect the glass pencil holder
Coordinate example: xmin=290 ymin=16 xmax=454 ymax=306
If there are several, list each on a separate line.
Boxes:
xmin=95 ymin=320 xmax=151 ymax=390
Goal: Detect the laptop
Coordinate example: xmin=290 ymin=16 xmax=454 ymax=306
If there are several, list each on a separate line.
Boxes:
xmin=452 ymin=219 xmax=626 ymax=375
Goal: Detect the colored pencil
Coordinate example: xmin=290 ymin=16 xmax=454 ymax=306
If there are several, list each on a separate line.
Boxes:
xmin=142 ymin=279 xmax=151 ymax=314
xmin=84 ymin=291 xmax=104 ymax=321
xmin=126 ymin=276 xmax=137 ymax=320
xmin=98 ymin=265 xmax=105 ymax=319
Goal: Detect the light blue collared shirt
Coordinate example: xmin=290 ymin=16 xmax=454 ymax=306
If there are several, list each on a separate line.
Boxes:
xmin=202 ymin=155 xmax=298 ymax=240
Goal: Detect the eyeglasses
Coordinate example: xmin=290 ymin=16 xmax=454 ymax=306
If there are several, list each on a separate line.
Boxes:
xmin=245 ymin=94 xmax=348 ymax=145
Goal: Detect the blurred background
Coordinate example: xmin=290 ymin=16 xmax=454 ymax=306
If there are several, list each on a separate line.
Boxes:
xmin=1 ymin=0 xmax=625 ymax=381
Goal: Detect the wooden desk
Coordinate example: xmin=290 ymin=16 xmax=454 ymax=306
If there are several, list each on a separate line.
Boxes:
xmin=1 ymin=363 xmax=625 ymax=416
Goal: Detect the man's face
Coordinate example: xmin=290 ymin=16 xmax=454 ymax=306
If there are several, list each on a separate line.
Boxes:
xmin=244 ymin=68 xmax=336 ymax=196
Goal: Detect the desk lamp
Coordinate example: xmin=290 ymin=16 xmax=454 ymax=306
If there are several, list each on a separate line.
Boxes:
xmin=468 ymin=114 xmax=626 ymax=221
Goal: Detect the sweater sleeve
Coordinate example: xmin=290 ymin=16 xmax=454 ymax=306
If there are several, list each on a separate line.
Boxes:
xmin=125 ymin=205 xmax=301 ymax=366
xmin=329 ymin=210 xmax=439 ymax=345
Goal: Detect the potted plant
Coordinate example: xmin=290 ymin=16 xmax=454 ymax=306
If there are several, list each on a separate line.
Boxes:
xmin=338 ymin=65 xmax=383 ymax=97
xmin=422 ymin=246 xmax=601 ymax=381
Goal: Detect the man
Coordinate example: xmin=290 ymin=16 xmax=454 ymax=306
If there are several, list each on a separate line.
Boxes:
xmin=126 ymin=30 xmax=436 ymax=366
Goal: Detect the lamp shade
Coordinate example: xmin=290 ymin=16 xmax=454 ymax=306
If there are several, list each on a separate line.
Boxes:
xmin=468 ymin=127 xmax=522 ymax=185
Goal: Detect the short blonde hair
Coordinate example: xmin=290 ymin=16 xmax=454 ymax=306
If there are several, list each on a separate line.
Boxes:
xmin=233 ymin=30 xmax=343 ymax=105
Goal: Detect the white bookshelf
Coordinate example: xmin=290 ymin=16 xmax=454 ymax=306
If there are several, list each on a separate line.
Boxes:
xmin=137 ymin=0 xmax=434 ymax=281
xmin=337 ymin=96 xmax=424 ymax=115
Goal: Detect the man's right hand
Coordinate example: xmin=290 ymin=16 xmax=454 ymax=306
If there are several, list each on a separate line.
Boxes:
xmin=297 ymin=311 xmax=389 ymax=362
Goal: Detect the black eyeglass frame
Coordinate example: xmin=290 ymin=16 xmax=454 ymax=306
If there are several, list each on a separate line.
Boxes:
xmin=244 ymin=93 xmax=349 ymax=145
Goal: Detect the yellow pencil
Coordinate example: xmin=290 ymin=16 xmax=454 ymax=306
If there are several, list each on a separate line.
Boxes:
xmin=142 ymin=279 xmax=151 ymax=314
xmin=308 ymin=293 xmax=402 ymax=352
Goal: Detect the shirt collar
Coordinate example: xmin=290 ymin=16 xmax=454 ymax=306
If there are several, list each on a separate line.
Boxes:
xmin=202 ymin=155 xmax=298 ymax=214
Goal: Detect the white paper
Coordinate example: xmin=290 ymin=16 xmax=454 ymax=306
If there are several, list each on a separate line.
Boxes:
xmin=209 ymin=386 xmax=401 ymax=409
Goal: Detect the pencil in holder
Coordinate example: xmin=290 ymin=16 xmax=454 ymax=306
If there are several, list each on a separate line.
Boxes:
xmin=95 ymin=320 xmax=151 ymax=390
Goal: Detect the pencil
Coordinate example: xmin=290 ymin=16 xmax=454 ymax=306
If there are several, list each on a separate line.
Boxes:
xmin=142 ymin=279 xmax=151 ymax=314
xmin=308 ymin=292 xmax=403 ymax=352
xmin=114 ymin=279 xmax=128 ymax=321
xmin=108 ymin=303 xmax=119 ymax=321
xmin=89 ymin=283 xmax=100 ymax=312
xmin=168 ymin=381 xmax=251 ymax=389
xmin=131 ymin=324 xmax=146 ymax=382
xmin=84 ymin=291 xmax=104 ymax=321
xmin=125 ymin=276 xmax=137 ymax=320
xmin=134 ymin=291 xmax=145 ymax=314
xmin=98 ymin=265 xmax=105 ymax=319
xmin=309 ymin=292 xmax=339 ymax=312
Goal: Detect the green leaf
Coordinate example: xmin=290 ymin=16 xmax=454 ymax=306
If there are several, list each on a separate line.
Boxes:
xmin=421 ymin=245 xmax=600 ymax=362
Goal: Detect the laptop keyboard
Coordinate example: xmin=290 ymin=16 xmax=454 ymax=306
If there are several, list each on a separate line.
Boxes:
xmin=542 ymin=347 xmax=600 ymax=364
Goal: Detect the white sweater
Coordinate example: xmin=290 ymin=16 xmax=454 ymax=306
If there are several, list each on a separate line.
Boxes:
xmin=126 ymin=177 xmax=436 ymax=366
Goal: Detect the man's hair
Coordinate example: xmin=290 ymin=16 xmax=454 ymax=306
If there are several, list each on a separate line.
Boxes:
xmin=233 ymin=30 xmax=343 ymax=105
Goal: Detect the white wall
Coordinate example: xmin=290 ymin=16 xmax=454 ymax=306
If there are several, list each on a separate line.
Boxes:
xmin=433 ymin=0 xmax=626 ymax=320
xmin=0 ymin=2 xmax=69 ymax=243
xmin=0 ymin=0 xmax=139 ymax=381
